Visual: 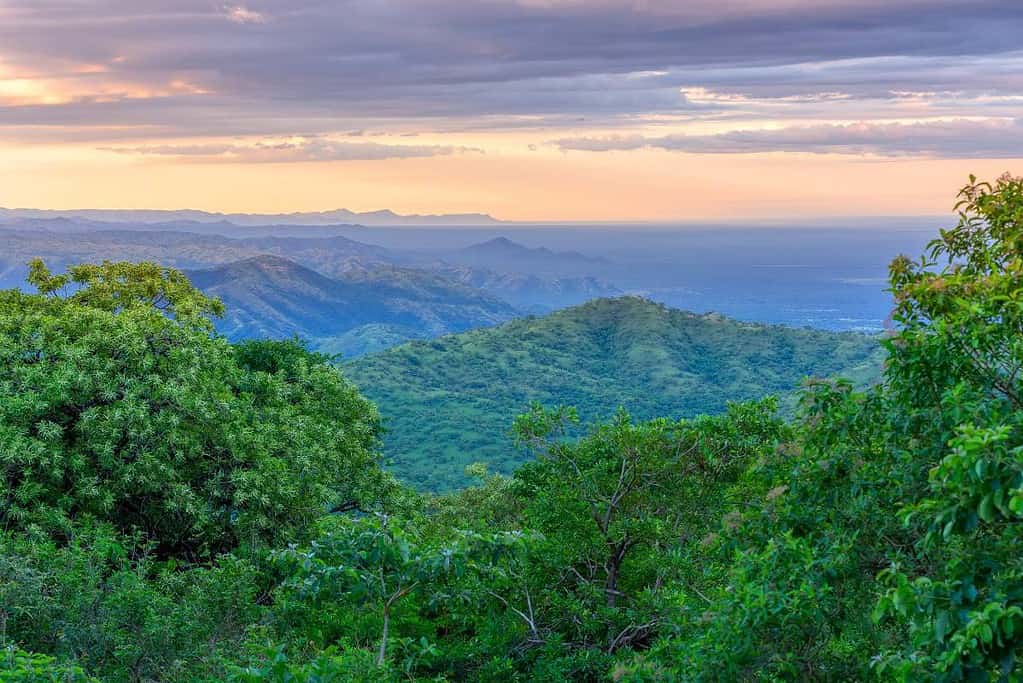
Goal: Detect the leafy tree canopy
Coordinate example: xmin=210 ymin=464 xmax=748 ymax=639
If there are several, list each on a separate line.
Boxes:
xmin=0 ymin=260 xmax=387 ymax=559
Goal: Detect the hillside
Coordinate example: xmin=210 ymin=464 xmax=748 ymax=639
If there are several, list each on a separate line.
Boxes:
xmin=345 ymin=296 xmax=885 ymax=490
xmin=186 ymin=255 xmax=517 ymax=346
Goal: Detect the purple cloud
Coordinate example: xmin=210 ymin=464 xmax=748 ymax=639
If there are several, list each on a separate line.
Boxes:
xmin=553 ymin=118 xmax=1023 ymax=158
xmin=0 ymin=0 xmax=1020 ymax=159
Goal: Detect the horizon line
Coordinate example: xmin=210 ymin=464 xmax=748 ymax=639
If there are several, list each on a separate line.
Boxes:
xmin=0 ymin=205 xmax=950 ymax=229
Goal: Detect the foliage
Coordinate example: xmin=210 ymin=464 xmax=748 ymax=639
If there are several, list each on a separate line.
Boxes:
xmin=0 ymin=261 xmax=385 ymax=558
xmin=872 ymin=174 xmax=1023 ymax=680
xmin=271 ymin=515 xmax=534 ymax=672
xmin=509 ymin=400 xmax=787 ymax=655
xmin=0 ymin=647 xmax=98 ymax=682
xmin=0 ymin=524 xmax=264 ymax=682
xmin=314 ymin=323 xmax=428 ymax=359
xmin=228 ymin=645 xmax=397 ymax=683
xmin=620 ymin=174 xmax=1023 ymax=682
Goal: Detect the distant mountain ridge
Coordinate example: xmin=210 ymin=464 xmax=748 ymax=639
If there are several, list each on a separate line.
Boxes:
xmin=460 ymin=236 xmax=601 ymax=261
xmin=346 ymin=296 xmax=886 ymax=490
xmin=444 ymin=236 xmax=608 ymax=277
xmin=0 ymin=222 xmax=620 ymax=316
xmin=0 ymin=207 xmax=503 ymax=227
xmin=186 ymin=255 xmax=517 ymax=349
xmin=0 ymin=226 xmax=396 ymax=286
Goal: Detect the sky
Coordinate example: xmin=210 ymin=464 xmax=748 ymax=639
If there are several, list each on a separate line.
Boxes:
xmin=0 ymin=0 xmax=1021 ymax=221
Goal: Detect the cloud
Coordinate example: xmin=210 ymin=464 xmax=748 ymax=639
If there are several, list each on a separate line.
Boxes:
xmin=223 ymin=5 xmax=267 ymax=24
xmin=98 ymin=137 xmax=484 ymax=162
xmin=552 ymin=118 xmax=1023 ymax=158
xmin=0 ymin=0 xmax=1021 ymax=147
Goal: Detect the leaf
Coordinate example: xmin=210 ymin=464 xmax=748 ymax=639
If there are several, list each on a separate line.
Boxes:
xmin=978 ymin=494 xmax=995 ymax=523
xmin=935 ymin=611 xmax=950 ymax=642
xmin=1009 ymin=494 xmax=1023 ymax=516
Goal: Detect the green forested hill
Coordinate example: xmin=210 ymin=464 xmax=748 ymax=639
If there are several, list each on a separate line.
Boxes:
xmin=346 ymin=296 xmax=885 ymax=490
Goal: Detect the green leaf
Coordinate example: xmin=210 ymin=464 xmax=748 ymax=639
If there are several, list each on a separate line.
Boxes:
xmin=978 ymin=494 xmax=995 ymax=523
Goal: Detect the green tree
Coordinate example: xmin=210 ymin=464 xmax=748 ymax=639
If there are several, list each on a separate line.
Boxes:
xmin=634 ymin=174 xmax=1023 ymax=681
xmin=0 ymin=261 xmax=384 ymax=558
xmin=873 ymin=173 xmax=1023 ymax=680
xmin=228 ymin=645 xmax=394 ymax=683
xmin=272 ymin=515 xmax=532 ymax=670
xmin=510 ymin=400 xmax=786 ymax=662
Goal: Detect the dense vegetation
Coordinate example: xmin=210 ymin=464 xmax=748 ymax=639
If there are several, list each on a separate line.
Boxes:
xmin=346 ymin=299 xmax=884 ymax=489
xmin=2 ymin=175 xmax=1022 ymax=682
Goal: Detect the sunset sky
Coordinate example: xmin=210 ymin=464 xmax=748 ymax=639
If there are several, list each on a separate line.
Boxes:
xmin=1 ymin=0 xmax=1021 ymax=221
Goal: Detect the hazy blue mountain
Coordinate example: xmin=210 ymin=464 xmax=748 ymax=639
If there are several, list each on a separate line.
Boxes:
xmin=0 ymin=207 xmax=502 ymax=227
xmin=434 ymin=263 xmax=621 ymax=311
xmin=0 ymin=215 xmax=374 ymax=239
xmin=2 ymin=218 xmax=938 ymax=333
xmin=0 ymin=224 xmax=624 ymax=317
xmin=443 ymin=236 xmax=607 ymax=276
xmin=186 ymin=255 xmax=517 ymax=346
xmin=0 ymin=225 xmax=391 ymax=271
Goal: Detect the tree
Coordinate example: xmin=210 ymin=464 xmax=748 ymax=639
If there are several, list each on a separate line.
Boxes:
xmin=510 ymin=400 xmax=785 ymax=656
xmin=228 ymin=645 xmax=393 ymax=683
xmin=636 ymin=175 xmax=1023 ymax=681
xmin=874 ymin=173 xmax=1023 ymax=680
xmin=272 ymin=515 xmax=531 ymax=668
xmin=0 ymin=261 xmax=384 ymax=559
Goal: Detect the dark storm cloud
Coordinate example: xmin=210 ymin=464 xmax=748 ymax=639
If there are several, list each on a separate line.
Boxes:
xmin=1 ymin=0 xmax=1021 ymax=156
xmin=553 ymin=118 xmax=1023 ymax=158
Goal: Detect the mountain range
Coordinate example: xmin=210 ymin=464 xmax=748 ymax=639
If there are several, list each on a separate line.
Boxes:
xmin=0 ymin=207 xmax=503 ymax=227
xmin=433 ymin=264 xmax=620 ymax=312
xmin=0 ymin=218 xmax=618 ymax=354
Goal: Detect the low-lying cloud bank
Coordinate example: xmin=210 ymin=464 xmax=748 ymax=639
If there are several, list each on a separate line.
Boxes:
xmin=100 ymin=138 xmax=483 ymax=162
xmin=553 ymin=118 xmax=1023 ymax=158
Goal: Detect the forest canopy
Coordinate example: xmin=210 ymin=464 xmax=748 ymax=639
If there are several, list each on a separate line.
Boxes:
xmin=2 ymin=175 xmax=1022 ymax=681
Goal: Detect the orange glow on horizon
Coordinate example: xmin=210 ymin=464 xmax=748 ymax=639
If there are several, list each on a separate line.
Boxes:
xmin=1 ymin=136 xmax=1018 ymax=221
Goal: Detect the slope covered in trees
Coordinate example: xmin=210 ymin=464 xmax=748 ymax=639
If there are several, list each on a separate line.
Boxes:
xmin=3 ymin=175 xmax=1023 ymax=682
xmin=346 ymin=297 xmax=884 ymax=489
